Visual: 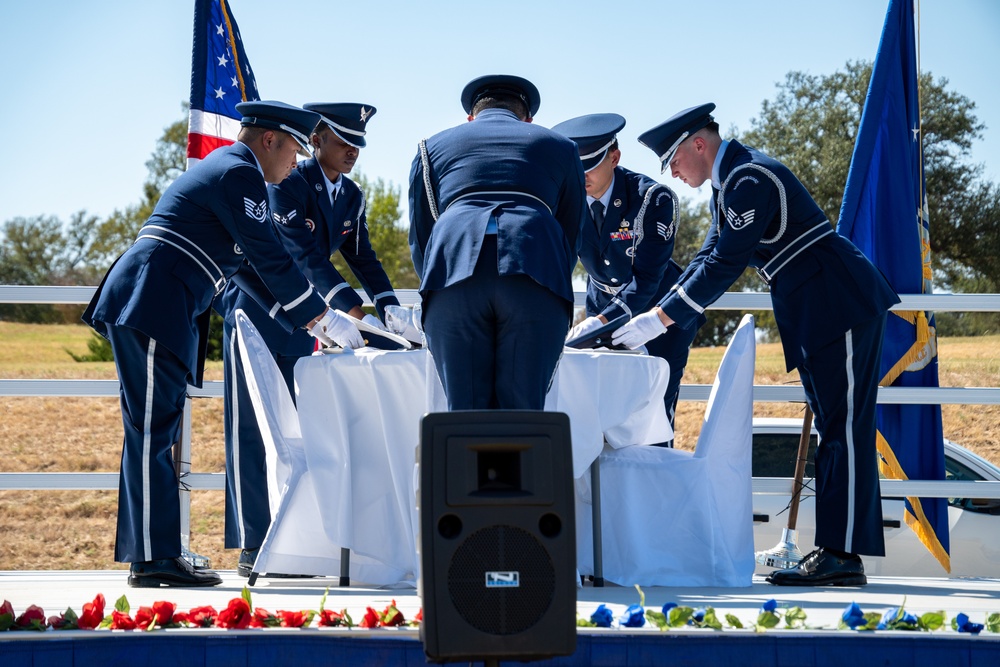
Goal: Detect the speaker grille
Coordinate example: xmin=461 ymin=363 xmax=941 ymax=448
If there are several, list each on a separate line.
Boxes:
xmin=447 ymin=525 xmax=555 ymax=635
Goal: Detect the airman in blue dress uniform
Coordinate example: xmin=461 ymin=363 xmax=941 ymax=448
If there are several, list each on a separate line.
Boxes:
xmin=83 ymin=101 xmax=349 ymax=588
xmin=613 ymin=104 xmax=900 ymax=585
xmin=552 ymin=113 xmax=699 ymax=441
xmin=408 ymin=75 xmax=587 ymax=410
xmin=216 ymin=103 xmax=400 ymax=575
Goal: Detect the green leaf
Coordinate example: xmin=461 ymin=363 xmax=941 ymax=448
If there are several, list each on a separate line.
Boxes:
xmin=645 ymin=610 xmax=667 ymax=630
xmin=756 ymin=610 xmax=780 ymax=629
xmin=576 ymin=616 xmax=597 ymax=627
xmin=918 ymin=611 xmax=945 ymax=631
xmin=701 ymin=608 xmax=723 ymax=630
xmin=114 ymin=595 xmax=130 ymax=614
xmin=986 ymin=612 xmax=1000 ymax=634
xmin=862 ymin=612 xmax=882 ymax=630
xmin=319 ymin=587 xmax=330 ymax=613
xmin=0 ymin=612 xmax=14 ymax=631
xmin=241 ymin=586 xmax=252 ymax=608
xmin=784 ymin=606 xmax=807 ymax=629
xmin=724 ymin=613 xmax=744 ymax=629
xmin=668 ymin=606 xmax=694 ymax=628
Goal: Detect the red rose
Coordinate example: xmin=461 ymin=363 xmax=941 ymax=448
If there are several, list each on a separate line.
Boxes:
xmin=134 ymin=606 xmax=157 ymax=630
xmin=359 ymin=607 xmax=380 ymax=628
xmin=152 ymin=600 xmax=177 ymax=627
xmin=379 ymin=600 xmax=405 ymax=627
xmin=110 ymin=610 xmax=137 ymax=630
xmin=186 ymin=605 xmax=219 ymax=628
xmin=217 ymin=598 xmax=252 ymax=629
xmin=251 ymin=607 xmax=278 ymax=628
xmin=78 ymin=593 xmax=106 ymax=630
xmin=15 ymin=605 xmax=47 ymax=631
xmin=414 ymin=608 xmax=423 ymax=623
xmin=277 ymin=610 xmax=311 ymax=628
xmin=48 ymin=608 xmax=79 ymax=630
xmin=317 ymin=608 xmax=350 ymax=627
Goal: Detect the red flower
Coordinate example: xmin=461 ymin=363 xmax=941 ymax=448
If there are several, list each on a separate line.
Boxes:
xmin=217 ymin=598 xmax=252 ymax=629
xmin=250 ymin=607 xmax=279 ymax=628
xmin=110 ymin=610 xmax=136 ymax=630
xmin=48 ymin=608 xmax=79 ymax=630
xmin=317 ymin=608 xmax=351 ymax=627
xmin=151 ymin=600 xmax=177 ymax=627
xmin=134 ymin=606 xmax=157 ymax=630
xmin=277 ymin=610 xmax=312 ymax=628
xmin=78 ymin=593 xmax=106 ymax=630
xmin=414 ymin=608 xmax=423 ymax=623
xmin=379 ymin=600 xmax=405 ymax=627
xmin=359 ymin=607 xmax=381 ymax=628
xmin=184 ymin=605 xmax=218 ymax=628
xmin=15 ymin=604 xmax=47 ymax=631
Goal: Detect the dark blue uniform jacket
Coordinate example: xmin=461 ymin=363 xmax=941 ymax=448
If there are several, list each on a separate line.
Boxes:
xmin=84 ymin=142 xmax=326 ymax=384
xmin=658 ymin=140 xmax=899 ymax=371
xmin=408 ymin=108 xmax=587 ymax=303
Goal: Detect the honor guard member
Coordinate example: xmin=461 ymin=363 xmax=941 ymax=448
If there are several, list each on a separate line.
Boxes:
xmin=84 ymin=101 xmax=357 ymax=588
xmin=613 ymin=104 xmax=900 ymax=585
xmin=552 ymin=113 xmax=699 ymax=442
xmin=216 ymin=102 xmax=400 ymax=576
xmin=408 ymin=75 xmax=587 ymax=409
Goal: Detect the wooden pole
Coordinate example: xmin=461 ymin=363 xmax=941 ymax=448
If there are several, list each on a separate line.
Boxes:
xmin=785 ymin=405 xmax=814 ymax=531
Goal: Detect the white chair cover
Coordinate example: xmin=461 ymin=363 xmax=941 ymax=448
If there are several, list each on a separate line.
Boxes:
xmin=578 ymin=313 xmax=757 ymax=587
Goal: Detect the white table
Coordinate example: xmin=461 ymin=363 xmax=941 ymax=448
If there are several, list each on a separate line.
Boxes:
xmin=292 ymin=347 xmax=672 ymax=586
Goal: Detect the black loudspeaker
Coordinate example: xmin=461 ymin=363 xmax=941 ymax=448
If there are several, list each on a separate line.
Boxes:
xmin=419 ymin=410 xmax=576 ymax=663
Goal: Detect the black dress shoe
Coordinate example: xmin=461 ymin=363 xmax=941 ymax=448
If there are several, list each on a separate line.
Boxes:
xmin=766 ymin=548 xmax=867 ymax=586
xmin=238 ymin=547 xmax=316 ymax=579
xmin=128 ymin=557 xmax=223 ymax=588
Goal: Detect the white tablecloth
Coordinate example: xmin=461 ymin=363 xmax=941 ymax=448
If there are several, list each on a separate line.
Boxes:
xmin=293 ymin=347 xmax=671 ymax=586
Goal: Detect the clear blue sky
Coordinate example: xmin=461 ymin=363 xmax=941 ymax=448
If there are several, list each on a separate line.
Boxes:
xmin=1 ymin=0 xmax=997 ymax=226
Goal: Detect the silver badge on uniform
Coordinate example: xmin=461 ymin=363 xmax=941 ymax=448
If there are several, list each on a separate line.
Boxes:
xmin=726 ymin=207 xmax=756 ymax=230
xmin=613 ymin=199 xmax=622 ymax=208
xmin=360 ymin=106 xmax=373 ymax=122
xmin=315 ymin=183 xmax=323 ymax=191
xmin=343 ymin=220 xmax=352 ymax=227
xmin=625 ymin=247 xmax=635 ymax=258
xmin=243 ymin=197 xmax=268 ymax=223
xmin=233 ymin=244 xmax=242 ymax=255
xmin=621 ymin=220 xmax=630 ymax=228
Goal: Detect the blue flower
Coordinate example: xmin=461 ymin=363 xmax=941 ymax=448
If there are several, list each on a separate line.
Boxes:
xmin=761 ymin=599 xmax=778 ymax=613
xmin=619 ymin=604 xmax=646 ymax=628
xmin=661 ymin=602 xmax=677 ymax=616
xmin=841 ymin=602 xmax=867 ymax=629
xmin=691 ymin=608 xmax=706 ymax=624
xmin=590 ymin=604 xmax=613 ymax=628
xmin=876 ymin=606 xmax=900 ymax=630
xmin=956 ymin=613 xmax=984 ymax=635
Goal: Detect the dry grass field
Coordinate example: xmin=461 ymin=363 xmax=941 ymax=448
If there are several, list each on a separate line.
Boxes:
xmin=1 ymin=322 xmax=997 ymax=571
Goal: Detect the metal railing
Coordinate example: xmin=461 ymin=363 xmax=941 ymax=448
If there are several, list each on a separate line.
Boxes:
xmin=3 ymin=285 xmax=1000 ymax=505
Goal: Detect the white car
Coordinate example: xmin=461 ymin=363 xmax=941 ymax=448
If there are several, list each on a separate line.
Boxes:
xmin=751 ymin=418 xmax=1000 ymax=578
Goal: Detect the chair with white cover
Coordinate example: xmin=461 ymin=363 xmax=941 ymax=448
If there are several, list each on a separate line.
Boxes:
xmin=234 ymin=309 xmax=351 ymax=583
xmin=583 ymin=313 xmax=757 ymax=587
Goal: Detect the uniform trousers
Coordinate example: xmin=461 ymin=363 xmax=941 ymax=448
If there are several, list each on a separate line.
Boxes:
xmin=798 ymin=312 xmax=887 ymax=557
xmin=221 ymin=320 xmax=299 ymax=550
xmin=106 ymin=325 xmax=188 ymax=563
xmin=423 ymin=235 xmax=572 ymax=410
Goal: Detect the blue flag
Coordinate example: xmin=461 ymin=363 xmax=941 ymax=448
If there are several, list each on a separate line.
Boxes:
xmin=837 ymin=0 xmax=950 ymax=571
xmin=187 ymin=0 xmax=261 ymax=165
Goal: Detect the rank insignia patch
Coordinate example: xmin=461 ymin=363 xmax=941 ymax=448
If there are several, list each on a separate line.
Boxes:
xmin=726 ymin=207 xmax=755 ymax=230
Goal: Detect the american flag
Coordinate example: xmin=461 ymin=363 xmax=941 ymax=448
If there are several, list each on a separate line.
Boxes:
xmin=187 ymin=0 xmax=260 ymax=166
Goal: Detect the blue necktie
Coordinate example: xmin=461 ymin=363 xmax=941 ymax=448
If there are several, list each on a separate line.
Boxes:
xmin=591 ymin=200 xmax=605 ymax=232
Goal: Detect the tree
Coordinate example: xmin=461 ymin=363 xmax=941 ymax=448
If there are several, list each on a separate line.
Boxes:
xmin=738 ymin=61 xmax=1000 ymax=334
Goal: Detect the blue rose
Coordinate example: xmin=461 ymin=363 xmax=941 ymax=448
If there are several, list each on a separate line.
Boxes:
xmin=661 ymin=602 xmax=677 ymax=616
xmin=876 ymin=606 xmax=900 ymax=630
xmin=761 ymin=599 xmax=778 ymax=613
xmin=691 ymin=608 xmax=706 ymax=624
xmin=956 ymin=613 xmax=984 ymax=635
xmin=590 ymin=604 xmax=613 ymax=628
xmin=841 ymin=602 xmax=866 ymax=629
xmin=619 ymin=604 xmax=646 ymax=628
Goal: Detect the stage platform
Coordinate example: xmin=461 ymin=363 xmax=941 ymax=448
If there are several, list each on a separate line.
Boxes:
xmin=2 ymin=570 xmax=999 ymax=666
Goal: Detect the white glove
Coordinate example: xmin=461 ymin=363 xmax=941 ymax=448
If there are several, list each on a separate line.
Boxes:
xmin=362 ymin=313 xmax=388 ymax=332
xmin=612 ymin=310 xmax=668 ymax=350
xmin=310 ymin=309 xmax=364 ymax=349
xmin=565 ymin=315 xmax=605 ymax=342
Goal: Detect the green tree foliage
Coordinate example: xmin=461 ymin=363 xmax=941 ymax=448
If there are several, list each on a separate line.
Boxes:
xmin=738 ymin=61 xmax=1000 ymax=335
